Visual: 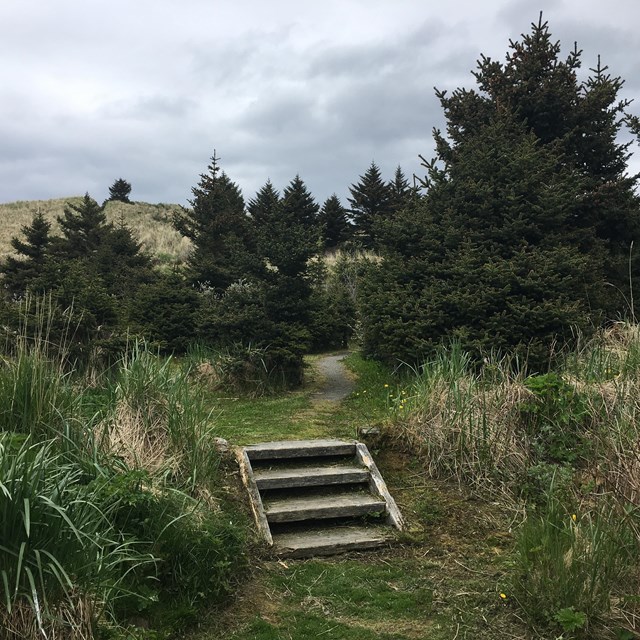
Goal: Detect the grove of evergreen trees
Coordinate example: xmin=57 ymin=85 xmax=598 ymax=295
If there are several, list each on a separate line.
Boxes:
xmin=2 ymin=15 xmax=638 ymax=380
xmin=361 ymin=15 xmax=640 ymax=369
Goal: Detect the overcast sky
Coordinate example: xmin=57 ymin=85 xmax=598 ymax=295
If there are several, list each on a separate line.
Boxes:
xmin=2 ymin=0 xmax=640 ymax=207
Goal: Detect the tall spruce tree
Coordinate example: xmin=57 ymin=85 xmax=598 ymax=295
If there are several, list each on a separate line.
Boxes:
xmin=0 ymin=211 xmax=51 ymax=296
xmin=319 ymin=194 xmax=352 ymax=249
xmin=363 ymin=16 xmax=637 ymax=368
xmin=281 ymin=175 xmax=320 ymax=230
xmin=173 ymin=154 xmax=259 ymax=291
xmin=387 ymin=166 xmax=414 ymax=214
xmin=348 ymin=162 xmax=392 ymax=248
xmin=54 ymin=195 xmax=150 ymax=285
xmin=55 ymin=194 xmax=111 ymax=259
xmin=256 ymin=175 xmax=322 ymax=383
xmin=433 ymin=14 xmax=640 ymax=312
xmin=259 ymin=175 xmax=321 ymax=277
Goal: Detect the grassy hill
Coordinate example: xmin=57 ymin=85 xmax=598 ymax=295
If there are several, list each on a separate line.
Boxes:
xmin=0 ymin=197 xmax=192 ymax=266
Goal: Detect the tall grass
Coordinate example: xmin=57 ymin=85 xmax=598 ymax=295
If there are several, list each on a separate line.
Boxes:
xmin=388 ymin=330 xmax=640 ymax=636
xmin=512 ymin=491 xmax=639 ymax=636
xmin=390 ymin=343 xmax=531 ymax=490
xmin=101 ymin=342 xmax=220 ymax=491
xmin=0 ymin=434 xmax=149 ymax=639
xmin=0 ymin=307 xmax=246 ymax=637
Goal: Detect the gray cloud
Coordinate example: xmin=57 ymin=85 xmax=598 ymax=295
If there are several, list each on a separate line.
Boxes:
xmin=1 ymin=0 xmax=639 ymax=207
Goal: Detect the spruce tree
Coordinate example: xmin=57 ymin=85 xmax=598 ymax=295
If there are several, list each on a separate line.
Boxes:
xmin=348 ymin=162 xmax=392 ymax=248
xmin=362 ymin=16 xmax=637 ymax=368
xmin=107 ymin=178 xmax=132 ymax=203
xmin=259 ymin=175 xmax=320 ymax=277
xmin=433 ymin=14 xmax=640 ymax=313
xmin=55 ymin=194 xmax=110 ymax=259
xmin=366 ymin=114 xmax=598 ymax=368
xmin=281 ymin=175 xmax=320 ymax=229
xmin=173 ymin=154 xmax=259 ymax=291
xmin=0 ymin=211 xmax=52 ymax=296
xmin=387 ymin=166 xmax=414 ymax=214
xmin=319 ymin=194 xmax=352 ymax=249
xmin=254 ymin=175 xmax=322 ymax=384
xmin=247 ymin=180 xmax=280 ymax=227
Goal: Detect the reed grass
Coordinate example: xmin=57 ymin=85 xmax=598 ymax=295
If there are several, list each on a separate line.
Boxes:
xmin=101 ymin=342 xmax=220 ymax=491
xmin=0 ymin=302 xmax=245 ymax=637
xmin=0 ymin=434 xmax=150 ymax=638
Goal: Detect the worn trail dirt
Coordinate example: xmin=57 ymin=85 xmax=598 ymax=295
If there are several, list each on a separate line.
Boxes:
xmin=312 ymin=353 xmax=355 ymax=403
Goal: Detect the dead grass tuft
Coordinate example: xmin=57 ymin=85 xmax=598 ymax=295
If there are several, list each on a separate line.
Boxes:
xmin=102 ymin=401 xmax=179 ymax=475
xmin=0 ymin=596 xmax=94 ymax=640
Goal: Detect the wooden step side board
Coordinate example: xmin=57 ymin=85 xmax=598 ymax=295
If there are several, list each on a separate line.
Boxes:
xmin=236 ymin=447 xmax=273 ymax=545
xmin=245 ymin=439 xmax=356 ymax=461
xmin=253 ymin=464 xmax=369 ymax=490
xmin=264 ymin=492 xmax=386 ymax=523
xmin=355 ymin=442 xmax=404 ymax=531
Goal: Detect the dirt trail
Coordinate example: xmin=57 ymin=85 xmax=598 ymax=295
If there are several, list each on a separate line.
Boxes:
xmin=312 ymin=352 xmax=355 ymax=402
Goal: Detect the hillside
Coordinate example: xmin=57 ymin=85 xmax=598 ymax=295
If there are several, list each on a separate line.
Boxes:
xmin=0 ymin=197 xmax=191 ymax=266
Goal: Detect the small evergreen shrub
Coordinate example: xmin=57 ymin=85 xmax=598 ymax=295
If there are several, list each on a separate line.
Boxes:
xmin=521 ymin=373 xmax=590 ymax=465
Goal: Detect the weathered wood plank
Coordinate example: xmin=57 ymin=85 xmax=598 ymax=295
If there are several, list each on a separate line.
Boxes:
xmin=264 ymin=492 xmax=386 ymax=523
xmin=273 ymin=526 xmax=395 ymax=558
xmin=245 ymin=439 xmax=356 ymax=461
xmin=355 ymin=442 xmax=404 ymax=531
xmin=236 ymin=448 xmax=273 ymax=545
xmin=253 ymin=464 xmax=369 ymax=490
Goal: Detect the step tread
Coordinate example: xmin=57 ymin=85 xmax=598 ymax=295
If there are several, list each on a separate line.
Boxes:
xmin=245 ymin=439 xmax=356 ymax=460
xmin=265 ymin=492 xmax=386 ymax=523
xmin=254 ymin=464 xmax=369 ymax=489
xmin=273 ymin=525 xmax=395 ymax=557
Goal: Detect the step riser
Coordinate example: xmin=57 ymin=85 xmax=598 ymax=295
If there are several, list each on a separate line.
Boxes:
xmin=267 ymin=503 xmax=386 ymax=523
xmin=256 ymin=471 xmax=369 ymax=490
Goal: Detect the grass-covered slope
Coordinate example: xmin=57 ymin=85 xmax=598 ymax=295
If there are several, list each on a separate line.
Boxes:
xmin=0 ymin=197 xmax=191 ymax=266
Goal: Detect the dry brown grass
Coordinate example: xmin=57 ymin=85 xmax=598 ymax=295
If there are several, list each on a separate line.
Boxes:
xmin=386 ymin=329 xmax=640 ymax=517
xmin=390 ymin=374 xmax=533 ymax=493
xmin=0 ymin=197 xmax=192 ymax=266
xmin=102 ymin=401 xmax=178 ymax=476
xmin=0 ymin=597 xmax=94 ymax=640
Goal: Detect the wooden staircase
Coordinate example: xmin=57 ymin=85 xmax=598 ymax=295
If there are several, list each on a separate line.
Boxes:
xmin=238 ymin=439 xmax=403 ymax=557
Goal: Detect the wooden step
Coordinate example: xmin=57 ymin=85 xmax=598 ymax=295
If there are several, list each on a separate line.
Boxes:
xmin=273 ymin=525 xmax=395 ymax=558
xmin=264 ymin=492 xmax=386 ymax=523
xmin=253 ymin=464 xmax=369 ymax=490
xmin=245 ymin=439 xmax=356 ymax=461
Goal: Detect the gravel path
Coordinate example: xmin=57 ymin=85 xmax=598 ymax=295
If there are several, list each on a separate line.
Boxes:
xmin=313 ymin=353 xmax=355 ymax=402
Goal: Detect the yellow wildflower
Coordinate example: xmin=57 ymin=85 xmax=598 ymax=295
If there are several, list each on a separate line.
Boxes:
xmin=499 ymin=593 xmax=507 ymax=600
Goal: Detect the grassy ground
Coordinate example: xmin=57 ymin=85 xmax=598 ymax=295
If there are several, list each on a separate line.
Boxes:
xmin=187 ymin=354 xmax=531 ymax=640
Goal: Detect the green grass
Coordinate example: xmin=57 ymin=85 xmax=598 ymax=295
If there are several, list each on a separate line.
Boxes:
xmin=189 ymin=445 xmax=527 ymax=640
xmin=203 ymin=353 xmax=393 ymax=445
xmin=269 ymin=560 xmax=434 ymax=621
